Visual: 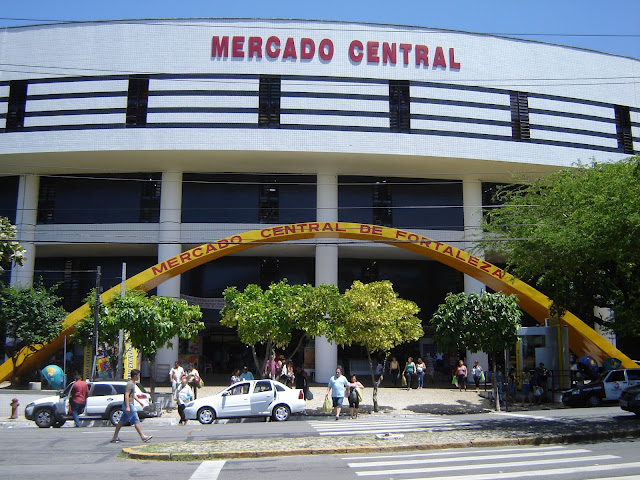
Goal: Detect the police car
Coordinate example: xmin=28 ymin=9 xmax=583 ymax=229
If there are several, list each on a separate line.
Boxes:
xmin=562 ymin=368 xmax=640 ymax=407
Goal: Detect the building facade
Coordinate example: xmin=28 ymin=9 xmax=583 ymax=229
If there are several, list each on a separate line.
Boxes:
xmin=1 ymin=19 xmax=638 ymax=381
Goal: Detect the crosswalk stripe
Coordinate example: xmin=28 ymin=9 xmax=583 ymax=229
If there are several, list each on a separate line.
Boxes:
xmin=189 ymin=460 xmax=225 ymax=480
xmin=342 ymin=445 xmax=568 ymax=460
xmin=354 ymin=454 xmax=618 ymax=476
xmin=347 ymin=448 xmax=592 ymax=468
xmin=309 ymin=417 xmax=467 ymax=436
xmin=395 ymin=462 xmax=640 ymax=480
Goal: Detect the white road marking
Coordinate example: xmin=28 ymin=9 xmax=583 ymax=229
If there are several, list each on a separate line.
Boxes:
xmin=189 ymin=460 xmax=226 ymax=480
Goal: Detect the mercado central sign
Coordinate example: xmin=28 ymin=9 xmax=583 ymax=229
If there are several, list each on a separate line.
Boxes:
xmin=0 ymin=222 xmax=635 ymax=383
xmin=211 ymin=35 xmax=461 ymax=69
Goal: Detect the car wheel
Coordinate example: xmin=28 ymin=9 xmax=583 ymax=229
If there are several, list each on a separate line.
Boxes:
xmin=109 ymin=407 xmax=123 ymax=426
xmin=34 ymin=408 xmax=55 ymax=428
xmin=272 ymin=404 xmax=291 ymax=422
xmin=197 ymin=407 xmax=216 ymax=424
xmin=586 ymin=395 xmax=601 ymax=407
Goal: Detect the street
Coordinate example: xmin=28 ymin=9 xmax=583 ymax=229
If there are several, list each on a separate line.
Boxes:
xmin=1 ymin=406 xmax=639 ymax=479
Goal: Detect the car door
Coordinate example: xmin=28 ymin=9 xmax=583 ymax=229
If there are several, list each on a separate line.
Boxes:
xmin=251 ymin=380 xmax=275 ymax=414
xmin=603 ymin=370 xmax=627 ymax=400
xmin=219 ymin=383 xmax=251 ymax=417
xmin=84 ymin=383 xmax=118 ymax=416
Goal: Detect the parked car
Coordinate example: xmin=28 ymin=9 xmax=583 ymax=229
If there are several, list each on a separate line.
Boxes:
xmin=184 ymin=379 xmax=305 ymax=424
xmin=562 ymin=368 xmax=640 ymax=407
xmin=24 ymin=380 xmax=156 ymax=428
xmin=620 ymin=384 xmax=640 ymax=416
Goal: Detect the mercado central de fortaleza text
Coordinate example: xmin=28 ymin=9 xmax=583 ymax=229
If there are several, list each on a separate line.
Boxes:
xmin=0 ymin=18 xmax=638 ymax=382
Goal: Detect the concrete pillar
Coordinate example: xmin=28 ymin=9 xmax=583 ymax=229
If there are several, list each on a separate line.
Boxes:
xmin=155 ymin=171 xmax=183 ymax=377
xmin=314 ymin=172 xmax=338 ymax=383
xmin=10 ymin=174 xmax=39 ymax=288
xmin=462 ymin=177 xmax=488 ymax=375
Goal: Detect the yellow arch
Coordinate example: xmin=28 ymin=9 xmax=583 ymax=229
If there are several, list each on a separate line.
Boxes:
xmin=1 ymin=222 xmax=636 ymax=382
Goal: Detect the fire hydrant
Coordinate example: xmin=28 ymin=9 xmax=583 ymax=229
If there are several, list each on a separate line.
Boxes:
xmin=10 ymin=398 xmax=19 ymax=419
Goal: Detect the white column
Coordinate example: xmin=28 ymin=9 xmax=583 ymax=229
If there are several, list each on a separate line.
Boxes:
xmin=155 ymin=171 xmax=183 ymax=376
xmin=462 ymin=177 xmax=485 ymax=295
xmin=10 ymin=174 xmax=39 ymax=287
xmin=315 ymin=172 xmax=338 ymax=383
xmin=462 ymin=177 xmax=488 ymax=373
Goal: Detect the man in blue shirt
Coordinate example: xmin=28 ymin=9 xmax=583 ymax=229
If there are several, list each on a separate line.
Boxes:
xmin=326 ymin=367 xmax=349 ymax=420
xmin=239 ymin=365 xmax=254 ymax=381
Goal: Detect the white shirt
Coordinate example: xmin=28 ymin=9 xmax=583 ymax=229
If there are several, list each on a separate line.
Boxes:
xmin=169 ymin=366 xmax=184 ymax=384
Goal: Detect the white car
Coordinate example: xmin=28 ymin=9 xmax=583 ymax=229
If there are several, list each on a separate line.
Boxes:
xmin=24 ymin=380 xmax=154 ymax=428
xmin=184 ymin=379 xmax=305 ymax=423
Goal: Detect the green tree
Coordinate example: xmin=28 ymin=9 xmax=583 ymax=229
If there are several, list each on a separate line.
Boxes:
xmin=341 ymin=280 xmax=423 ymax=412
xmin=221 ymin=280 xmax=345 ymax=377
xmin=0 ymin=217 xmax=26 ymax=271
xmin=431 ymin=291 xmax=522 ymax=411
xmin=0 ymin=282 xmax=66 ymax=385
xmin=479 ymin=157 xmax=640 ymax=337
xmin=79 ymin=290 xmax=204 ymax=396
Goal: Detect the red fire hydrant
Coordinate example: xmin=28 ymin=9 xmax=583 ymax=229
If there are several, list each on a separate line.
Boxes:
xmin=10 ymin=398 xmax=19 ymax=419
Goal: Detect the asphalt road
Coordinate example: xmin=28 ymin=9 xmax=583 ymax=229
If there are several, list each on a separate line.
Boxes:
xmin=1 ymin=405 xmax=639 ymax=480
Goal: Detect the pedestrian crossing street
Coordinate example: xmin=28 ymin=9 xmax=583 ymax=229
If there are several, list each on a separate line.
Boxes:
xmin=342 ymin=445 xmax=640 ymax=480
xmin=308 ymin=415 xmax=471 ymax=436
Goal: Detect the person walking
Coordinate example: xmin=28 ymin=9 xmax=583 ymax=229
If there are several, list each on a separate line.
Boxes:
xmin=347 ymin=374 xmax=365 ymax=419
xmin=403 ymin=357 xmax=415 ymax=390
xmin=415 ymin=358 xmax=426 ymax=389
xmin=69 ymin=375 xmax=89 ymax=427
xmin=169 ymin=361 xmax=184 ymax=398
xmin=325 ymin=367 xmax=349 ymax=420
xmin=389 ymin=357 xmax=400 ymax=386
xmin=472 ymin=360 xmax=483 ymax=392
xmin=175 ymin=375 xmax=193 ymax=426
xmin=187 ymin=364 xmax=201 ymax=399
xmin=111 ymin=369 xmax=152 ymax=443
xmin=455 ymin=359 xmax=467 ymax=392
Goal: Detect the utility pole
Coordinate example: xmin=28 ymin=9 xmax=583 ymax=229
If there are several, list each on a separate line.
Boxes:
xmin=90 ymin=266 xmax=101 ymax=381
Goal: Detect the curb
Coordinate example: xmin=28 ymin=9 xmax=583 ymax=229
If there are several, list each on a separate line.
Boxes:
xmin=121 ymin=427 xmax=640 ymax=461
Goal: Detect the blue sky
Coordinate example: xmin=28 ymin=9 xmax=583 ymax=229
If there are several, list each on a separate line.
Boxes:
xmin=1 ymin=0 xmax=639 ymax=59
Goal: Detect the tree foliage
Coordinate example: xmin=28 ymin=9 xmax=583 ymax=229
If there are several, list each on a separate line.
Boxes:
xmin=0 ymin=282 xmax=66 ymax=384
xmin=341 ymin=280 xmax=422 ymax=411
xmin=0 ymin=217 xmax=26 ymax=271
xmin=75 ymin=289 xmax=204 ymax=394
xmin=221 ymin=280 xmax=345 ymax=376
xmin=478 ymin=157 xmax=640 ymax=336
xmin=431 ymin=291 xmax=522 ymax=410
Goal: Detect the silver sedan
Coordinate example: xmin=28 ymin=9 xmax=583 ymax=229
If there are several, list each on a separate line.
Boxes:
xmin=183 ymin=379 xmax=306 ymax=423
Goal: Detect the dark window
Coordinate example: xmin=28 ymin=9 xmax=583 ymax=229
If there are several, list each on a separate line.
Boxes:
xmin=0 ymin=176 xmax=19 ymax=223
xmin=139 ymin=178 xmax=161 ymax=223
xmin=615 ymin=105 xmax=633 ymax=154
xmin=260 ymin=258 xmax=279 ymax=289
xmin=37 ymin=173 xmax=161 ymax=224
xmin=606 ymin=370 xmax=625 ymax=382
xmin=91 ymin=384 xmax=115 ymax=396
xmin=258 ymin=183 xmax=279 ymax=223
xmin=373 ymin=181 xmax=392 ymax=227
xmin=254 ymin=381 xmax=272 ymax=393
xmin=389 ymin=80 xmax=410 ymax=132
xmin=126 ymin=76 xmax=149 ymax=127
xmin=510 ymin=91 xmax=530 ymax=141
xmin=37 ymin=177 xmax=56 ymax=224
xmin=6 ymin=80 xmax=28 ymax=131
xmin=258 ymin=75 xmax=281 ymax=127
